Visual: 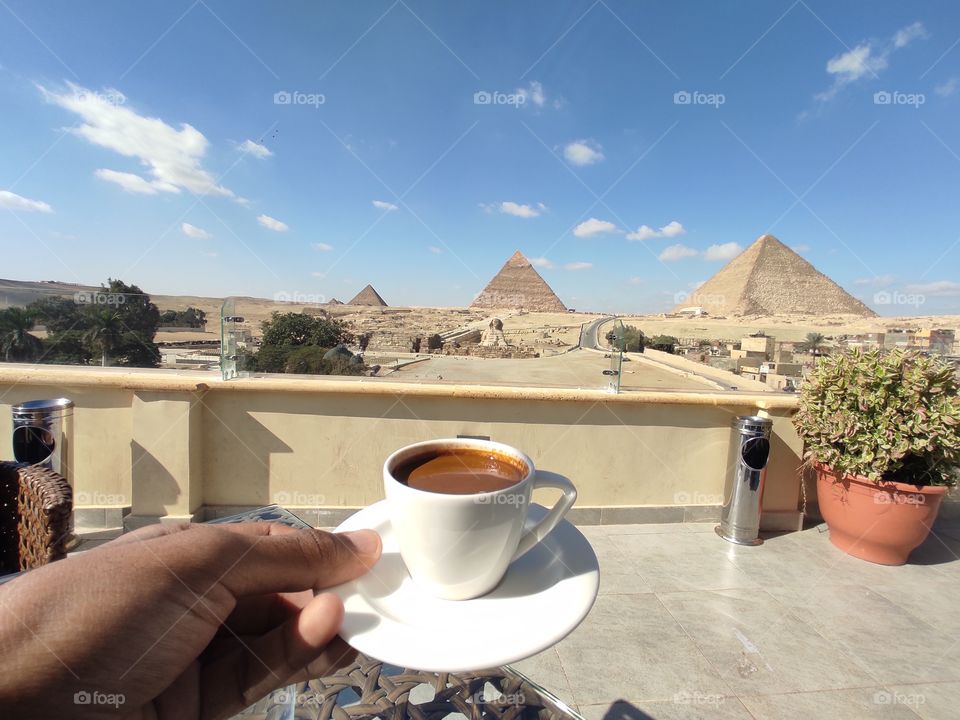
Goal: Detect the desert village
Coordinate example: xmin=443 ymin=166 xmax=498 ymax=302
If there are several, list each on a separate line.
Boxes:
xmin=2 ymin=234 xmax=958 ymax=393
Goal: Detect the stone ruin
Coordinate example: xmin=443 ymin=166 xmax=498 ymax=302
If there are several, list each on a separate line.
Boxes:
xmin=480 ymin=317 xmax=508 ymax=347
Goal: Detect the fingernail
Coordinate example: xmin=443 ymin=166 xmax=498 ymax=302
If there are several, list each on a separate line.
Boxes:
xmin=341 ymin=529 xmax=380 ymax=556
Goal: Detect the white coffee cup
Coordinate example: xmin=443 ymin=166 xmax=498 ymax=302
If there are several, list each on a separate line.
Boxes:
xmin=383 ymin=438 xmax=577 ymax=600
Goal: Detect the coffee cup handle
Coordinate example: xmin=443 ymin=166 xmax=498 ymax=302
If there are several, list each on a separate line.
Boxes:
xmin=512 ymin=470 xmax=578 ymax=560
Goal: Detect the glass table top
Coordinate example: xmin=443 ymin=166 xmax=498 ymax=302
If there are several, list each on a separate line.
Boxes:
xmin=212 ymin=505 xmax=583 ymax=720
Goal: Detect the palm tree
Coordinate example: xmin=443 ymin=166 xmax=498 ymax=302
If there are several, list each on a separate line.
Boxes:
xmin=803 ymin=332 xmax=827 ymax=365
xmin=0 ymin=307 xmax=43 ymax=362
xmin=804 ymin=332 xmax=826 ymax=352
xmin=83 ymin=309 xmax=125 ymax=367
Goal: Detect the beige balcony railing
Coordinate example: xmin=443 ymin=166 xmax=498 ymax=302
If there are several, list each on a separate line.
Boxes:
xmin=0 ymin=364 xmax=802 ymax=531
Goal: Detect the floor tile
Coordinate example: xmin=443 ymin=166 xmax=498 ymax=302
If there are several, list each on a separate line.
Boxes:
xmin=589 ymin=535 xmax=653 ymax=595
xmin=610 ymin=532 xmax=759 ymax=592
xmin=555 ymin=594 xmax=730 ymax=706
xmin=766 ymin=583 xmax=960 ymax=684
xmin=870 ymin=573 xmax=960 ymax=634
xmin=739 ymin=687 xmax=922 ymax=719
xmin=580 ymin=696 xmax=752 ymax=720
xmin=888 ymin=681 xmax=960 ymax=720
xmin=658 ymin=588 xmax=878 ymax=695
xmin=508 ymin=647 xmax=578 ymax=713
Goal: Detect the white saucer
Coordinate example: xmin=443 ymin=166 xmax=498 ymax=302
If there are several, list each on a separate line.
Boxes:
xmin=329 ymin=500 xmax=599 ymax=672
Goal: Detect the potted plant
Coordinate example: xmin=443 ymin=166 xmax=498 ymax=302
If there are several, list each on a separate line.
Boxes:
xmin=794 ymin=348 xmax=960 ymax=564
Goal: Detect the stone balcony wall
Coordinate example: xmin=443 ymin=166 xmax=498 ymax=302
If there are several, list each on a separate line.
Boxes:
xmin=0 ymin=365 xmax=803 ymax=531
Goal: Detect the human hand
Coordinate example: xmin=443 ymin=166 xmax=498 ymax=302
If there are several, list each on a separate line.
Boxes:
xmin=0 ymin=522 xmax=381 ymax=719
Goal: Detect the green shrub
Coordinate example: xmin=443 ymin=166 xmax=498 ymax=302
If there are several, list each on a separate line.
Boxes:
xmin=793 ymin=348 xmax=960 ymax=486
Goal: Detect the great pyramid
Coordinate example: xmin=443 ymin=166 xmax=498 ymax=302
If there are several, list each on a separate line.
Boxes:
xmin=673 ymin=234 xmax=875 ymax=317
xmin=471 ymin=250 xmax=567 ymax=312
xmin=348 ymin=284 xmax=388 ymax=306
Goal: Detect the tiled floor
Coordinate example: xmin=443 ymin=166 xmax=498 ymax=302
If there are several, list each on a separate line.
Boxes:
xmin=512 ymin=521 xmax=960 ymax=720
xmin=71 ymin=519 xmax=960 ymax=719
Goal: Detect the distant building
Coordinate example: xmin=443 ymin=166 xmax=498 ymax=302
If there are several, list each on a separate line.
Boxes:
xmin=730 ymin=333 xmax=775 ymax=362
xmin=731 ymin=333 xmax=802 ymax=392
xmin=909 ymin=329 xmax=955 ymax=355
xmin=883 ymin=330 xmax=911 ymax=349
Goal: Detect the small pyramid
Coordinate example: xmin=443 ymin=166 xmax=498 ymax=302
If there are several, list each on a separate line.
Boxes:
xmin=673 ymin=235 xmax=876 ymax=317
xmin=326 ymin=298 xmax=343 ymax=305
xmin=470 ymin=250 xmax=567 ymax=312
xmin=348 ymin=284 xmax=388 ymax=306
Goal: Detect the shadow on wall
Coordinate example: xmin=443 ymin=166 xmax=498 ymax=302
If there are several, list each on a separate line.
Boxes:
xmin=130 ymin=440 xmax=182 ymax=517
xmin=200 ymin=409 xmax=292 ymax=507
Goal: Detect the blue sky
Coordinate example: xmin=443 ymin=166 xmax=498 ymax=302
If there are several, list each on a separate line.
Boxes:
xmin=1 ymin=0 xmax=959 ymax=314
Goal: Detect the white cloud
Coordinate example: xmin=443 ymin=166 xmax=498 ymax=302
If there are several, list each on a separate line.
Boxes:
xmin=626 ymin=225 xmax=658 ymax=241
xmin=94 ymin=168 xmax=179 ymax=194
xmin=902 ymin=280 xmax=960 ymax=296
xmin=659 ymin=220 xmax=686 ymax=238
xmin=564 ymin=261 xmax=592 ymax=271
xmin=563 ymin=139 xmax=604 ymax=166
xmin=515 ymin=80 xmax=547 ymax=108
xmin=815 ymin=22 xmax=927 ymax=102
xmin=792 ymin=243 xmax=811 ymax=253
xmin=238 ymin=139 xmax=273 ymax=158
xmin=574 ymin=218 xmax=618 ymax=238
xmin=372 ymin=200 xmax=398 ymax=211
xmin=181 ymin=222 xmax=211 ymax=240
xmin=894 ymin=21 xmax=927 ymax=48
xmin=203 ymin=251 xmax=218 ymax=258
xmin=0 ymin=190 xmax=52 ymax=213
xmin=40 ymin=82 xmax=232 ymax=197
xmin=428 ymin=246 xmax=442 ymax=254
xmin=313 ymin=242 xmax=333 ymax=251
xmin=626 ymin=220 xmax=686 ymax=241
xmin=703 ymin=242 xmax=743 ymax=261
xmin=499 ymin=201 xmax=543 ymax=218
xmin=854 ymin=274 xmax=896 ymax=287
xmin=529 ymin=256 xmax=555 ymax=269
xmin=659 ymin=244 xmax=698 ymax=262
xmin=311 ymin=271 xmax=326 ymax=278
xmin=628 ymin=276 xmax=643 ymax=285
xmin=257 ymin=214 xmax=288 ymax=232
xmin=935 ymin=78 xmax=959 ymax=97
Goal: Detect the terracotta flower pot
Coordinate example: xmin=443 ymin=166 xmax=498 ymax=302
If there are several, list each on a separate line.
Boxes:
xmin=815 ymin=463 xmax=947 ymax=565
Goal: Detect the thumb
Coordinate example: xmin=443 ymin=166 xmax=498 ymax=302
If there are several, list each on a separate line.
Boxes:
xmin=200 ymin=593 xmax=344 ymax=720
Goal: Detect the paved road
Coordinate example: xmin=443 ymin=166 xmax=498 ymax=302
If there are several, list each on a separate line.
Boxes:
xmin=580 ymin=316 xmax=616 ymax=350
xmin=578 ymin=316 xmax=758 ymax=392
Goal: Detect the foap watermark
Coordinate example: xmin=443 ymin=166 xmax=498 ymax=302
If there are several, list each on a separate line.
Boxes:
xmin=74 ymin=690 xmax=125 ymax=708
xmin=272 ymin=689 xmax=322 ymax=707
xmin=472 ymin=688 xmax=526 ymax=706
xmin=75 ymin=491 xmax=127 ymax=506
xmin=875 ymin=491 xmax=926 ymax=506
xmin=674 ymin=690 xmax=725 ymax=706
xmin=74 ymin=291 xmax=126 ymax=306
xmin=673 ymin=291 xmax=725 ymax=307
xmin=273 ymin=90 xmax=325 ymax=108
xmin=673 ymin=90 xmax=725 ymax=108
xmin=273 ymin=291 xmax=327 ymax=304
xmin=476 ymin=493 xmax=526 ymax=506
xmin=473 ymin=90 xmax=526 ymax=107
xmin=874 ymin=290 xmax=925 ymax=309
xmin=273 ymin=491 xmax=326 ymax=506
xmin=674 ymin=491 xmax=724 ymax=505
xmin=76 ymin=89 xmax=126 ymax=107
xmin=874 ymin=690 xmax=926 ymax=707
xmin=874 ymin=90 xmax=925 ymax=108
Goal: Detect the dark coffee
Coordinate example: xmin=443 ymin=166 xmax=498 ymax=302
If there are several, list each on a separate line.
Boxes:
xmin=394 ymin=449 xmax=527 ymax=494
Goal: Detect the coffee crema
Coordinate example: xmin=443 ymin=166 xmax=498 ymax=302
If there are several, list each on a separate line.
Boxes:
xmin=394 ymin=449 xmax=526 ymax=494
